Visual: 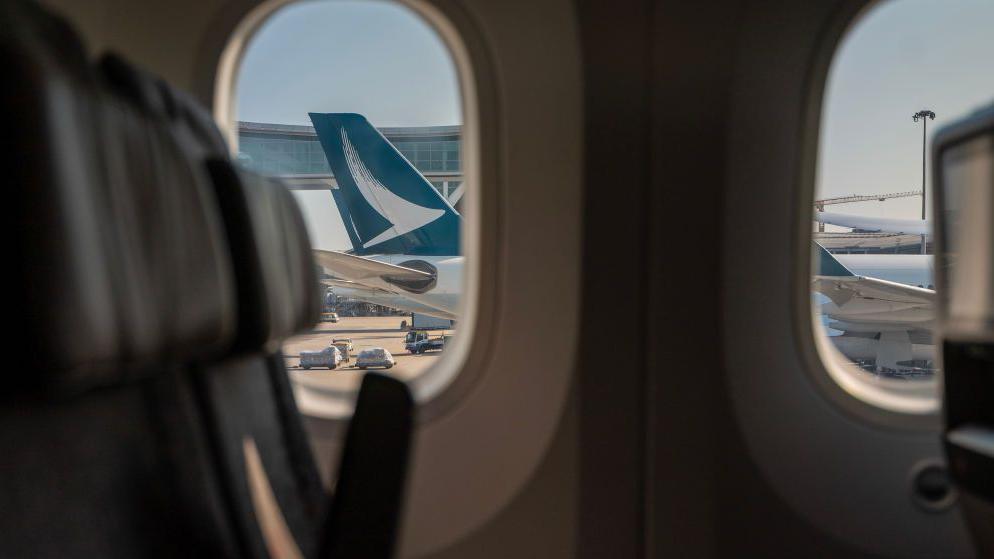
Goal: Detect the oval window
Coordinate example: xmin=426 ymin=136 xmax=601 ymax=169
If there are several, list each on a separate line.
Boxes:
xmin=229 ymin=0 xmax=472 ymax=415
xmin=811 ymin=0 xmax=994 ymax=412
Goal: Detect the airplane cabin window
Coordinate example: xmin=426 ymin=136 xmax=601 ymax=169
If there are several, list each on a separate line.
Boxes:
xmin=231 ymin=0 xmax=469 ymax=415
xmin=811 ymin=0 xmax=994 ymax=412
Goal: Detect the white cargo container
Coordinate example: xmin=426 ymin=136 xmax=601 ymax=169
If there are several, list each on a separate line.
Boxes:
xmin=298 ymin=346 xmax=343 ymax=370
xmin=410 ymin=313 xmax=454 ymax=330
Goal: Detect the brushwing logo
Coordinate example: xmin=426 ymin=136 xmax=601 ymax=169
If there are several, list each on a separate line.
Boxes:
xmin=341 ymin=127 xmax=444 ymax=249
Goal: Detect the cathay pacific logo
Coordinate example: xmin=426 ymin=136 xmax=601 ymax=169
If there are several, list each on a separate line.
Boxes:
xmin=341 ymin=128 xmax=444 ymax=249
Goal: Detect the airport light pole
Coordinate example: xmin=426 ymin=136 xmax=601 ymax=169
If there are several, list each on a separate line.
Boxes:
xmin=913 ymin=109 xmax=935 ymax=254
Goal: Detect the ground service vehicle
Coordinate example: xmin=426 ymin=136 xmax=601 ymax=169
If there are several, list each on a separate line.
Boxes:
xmin=331 ymin=341 xmax=352 ymax=363
xmin=404 ymin=329 xmax=429 ymax=345
xmin=405 ymin=335 xmax=445 ymax=354
xmin=5 ymin=0 xmax=994 ymax=557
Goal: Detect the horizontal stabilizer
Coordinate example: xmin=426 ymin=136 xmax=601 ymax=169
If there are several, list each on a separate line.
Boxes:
xmin=812 ymin=275 xmax=934 ymax=308
xmin=313 ymin=249 xmax=432 ymax=283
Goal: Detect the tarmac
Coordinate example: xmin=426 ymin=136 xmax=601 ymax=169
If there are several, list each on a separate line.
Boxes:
xmin=283 ymin=316 xmax=450 ymax=395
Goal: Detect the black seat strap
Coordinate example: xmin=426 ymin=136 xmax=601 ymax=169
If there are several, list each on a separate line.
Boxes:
xmin=319 ymin=373 xmax=413 ymax=559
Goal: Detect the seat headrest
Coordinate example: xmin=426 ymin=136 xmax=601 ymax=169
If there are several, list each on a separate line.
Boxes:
xmin=7 ymin=3 xmax=236 ymax=391
xmin=6 ymin=1 xmax=118 ymax=389
xmin=97 ymin=69 xmax=239 ymax=367
xmin=100 ymin=53 xmax=319 ymax=352
xmin=98 ymin=53 xmax=229 ymax=157
xmin=207 ymin=161 xmax=321 ymax=352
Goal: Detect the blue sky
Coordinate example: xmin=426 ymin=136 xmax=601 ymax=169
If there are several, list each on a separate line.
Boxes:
xmin=236 ymin=0 xmax=461 ymax=249
xmin=236 ymin=0 xmax=460 ymax=127
xmin=817 ymin=0 xmax=994 ymax=222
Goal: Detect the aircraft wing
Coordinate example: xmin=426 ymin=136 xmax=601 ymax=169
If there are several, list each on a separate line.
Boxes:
xmin=812 ymin=275 xmax=934 ymax=310
xmin=313 ymin=249 xmax=432 ymax=283
xmin=320 ymin=277 xmax=389 ymax=294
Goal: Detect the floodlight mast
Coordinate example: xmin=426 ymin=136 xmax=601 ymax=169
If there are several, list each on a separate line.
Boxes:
xmin=913 ymin=109 xmax=935 ymax=254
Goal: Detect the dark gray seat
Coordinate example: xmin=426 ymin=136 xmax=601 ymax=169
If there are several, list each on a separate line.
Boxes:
xmin=2 ymin=1 xmax=320 ymax=557
xmin=96 ymin=54 xmax=328 ymax=558
xmin=3 ymin=2 xmax=241 ymax=557
xmin=3 ymin=2 xmax=414 ymax=557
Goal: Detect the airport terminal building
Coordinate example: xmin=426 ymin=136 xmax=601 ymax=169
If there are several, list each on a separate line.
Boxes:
xmin=236 ymin=121 xmax=465 ymax=210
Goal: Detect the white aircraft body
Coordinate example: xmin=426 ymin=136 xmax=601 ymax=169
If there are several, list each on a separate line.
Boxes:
xmin=815 ymin=211 xmax=929 ymax=236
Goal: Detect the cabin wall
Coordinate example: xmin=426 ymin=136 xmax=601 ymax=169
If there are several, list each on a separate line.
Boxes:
xmin=42 ymin=0 xmax=238 ymax=99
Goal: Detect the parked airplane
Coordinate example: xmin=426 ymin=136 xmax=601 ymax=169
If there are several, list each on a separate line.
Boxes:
xmin=811 ymin=199 xmax=938 ymax=370
xmin=813 ymin=242 xmax=935 ymax=370
xmin=814 ymin=210 xmax=929 ymax=236
xmin=308 ymin=113 xmax=463 ymax=320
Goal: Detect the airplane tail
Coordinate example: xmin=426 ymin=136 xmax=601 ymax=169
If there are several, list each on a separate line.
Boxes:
xmin=814 ymin=241 xmax=854 ymax=277
xmin=309 ymin=113 xmax=461 ymax=256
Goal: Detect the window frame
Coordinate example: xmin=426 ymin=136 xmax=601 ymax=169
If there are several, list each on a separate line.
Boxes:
xmin=211 ymin=0 xmax=490 ymax=421
xmin=796 ymin=1 xmax=944 ymax=422
xmin=201 ymin=1 xmax=585 ymax=555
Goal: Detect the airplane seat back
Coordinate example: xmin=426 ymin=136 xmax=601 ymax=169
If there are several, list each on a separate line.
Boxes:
xmin=99 ymin=56 xmax=417 ymax=557
xmin=2 ymin=1 xmax=241 ymax=556
xmin=93 ymin=52 xmax=329 ymax=557
xmin=98 ymin=52 xmax=230 ymax=160
xmin=4 ymin=0 xmax=239 ymax=390
xmin=0 ymin=2 xmax=354 ymax=557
